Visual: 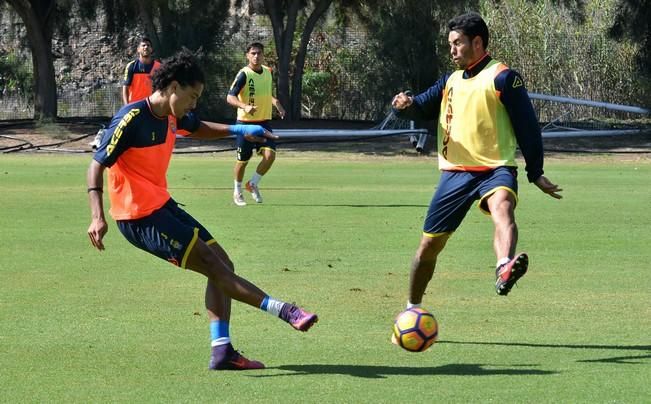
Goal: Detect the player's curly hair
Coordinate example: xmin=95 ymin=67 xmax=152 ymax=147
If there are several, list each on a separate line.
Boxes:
xmin=151 ymin=48 xmax=205 ymax=92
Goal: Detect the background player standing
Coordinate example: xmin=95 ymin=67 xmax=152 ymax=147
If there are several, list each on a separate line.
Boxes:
xmin=227 ymin=42 xmax=286 ymax=206
xmin=90 ymin=37 xmax=161 ymax=149
xmin=122 ymin=36 xmax=161 ymax=105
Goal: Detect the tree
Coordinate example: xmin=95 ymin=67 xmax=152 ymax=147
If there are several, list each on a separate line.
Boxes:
xmin=2 ymin=0 xmax=233 ymax=120
xmin=261 ymin=0 xmax=333 ymax=121
xmin=610 ymin=0 xmax=651 ymax=78
xmin=4 ymin=0 xmax=57 ymax=120
xmin=339 ymin=1 xmax=447 ymax=94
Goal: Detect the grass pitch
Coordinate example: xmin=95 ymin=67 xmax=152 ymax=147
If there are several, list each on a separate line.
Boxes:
xmin=0 ymin=152 xmax=649 ymax=403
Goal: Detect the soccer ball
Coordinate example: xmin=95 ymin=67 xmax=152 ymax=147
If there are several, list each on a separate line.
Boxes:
xmin=392 ymin=307 xmax=438 ymax=352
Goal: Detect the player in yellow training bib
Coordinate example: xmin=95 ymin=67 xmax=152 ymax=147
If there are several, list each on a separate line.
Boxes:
xmin=227 ymin=42 xmax=286 ymax=206
xmin=391 ymin=12 xmax=562 ymax=319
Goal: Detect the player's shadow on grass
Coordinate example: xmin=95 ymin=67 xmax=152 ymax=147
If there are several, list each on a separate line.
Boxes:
xmin=251 ymin=363 xmax=556 ymax=379
xmin=444 ymin=340 xmax=651 ymax=365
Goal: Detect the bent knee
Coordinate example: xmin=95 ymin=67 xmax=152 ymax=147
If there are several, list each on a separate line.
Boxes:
xmin=417 ymin=233 xmax=450 ymax=258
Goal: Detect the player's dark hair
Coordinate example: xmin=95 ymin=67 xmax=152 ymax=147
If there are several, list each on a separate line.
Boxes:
xmin=139 ymin=37 xmax=153 ymax=46
xmin=246 ymin=42 xmax=264 ymax=53
xmin=151 ymin=48 xmax=205 ymax=92
xmin=448 ymin=12 xmax=489 ymax=49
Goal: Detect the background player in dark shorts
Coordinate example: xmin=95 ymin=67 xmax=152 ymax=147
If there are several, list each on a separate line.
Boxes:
xmin=227 ymin=42 xmax=286 ymax=206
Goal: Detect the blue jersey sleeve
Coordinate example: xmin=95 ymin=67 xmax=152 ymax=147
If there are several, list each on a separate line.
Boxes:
xmin=123 ymin=61 xmax=136 ymax=86
xmin=495 ymin=69 xmax=544 ymax=182
xmin=228 ymin=71 xmax=247 ymax=96
xmin=178 ymin=111 xmax=201 ymax=133
xmin=93 ymin=106 xmax=141 ymax=167
xmin=394 ymin=74 xmax=450 ymax=121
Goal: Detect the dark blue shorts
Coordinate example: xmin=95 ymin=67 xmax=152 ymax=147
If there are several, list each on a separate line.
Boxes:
xmin=236 ymin=121 xmax=276 ymax=162
xmin=422 ymin=166 xmax=519 ymax=237
xmin=116 ymin=199 xmax=215 ymax=268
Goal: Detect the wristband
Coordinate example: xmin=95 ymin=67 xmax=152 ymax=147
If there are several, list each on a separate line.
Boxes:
xmin=87 ymin=187 xmax=103 ymax=193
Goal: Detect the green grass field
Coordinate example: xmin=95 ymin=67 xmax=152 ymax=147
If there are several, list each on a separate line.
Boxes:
xmin=1 ymin=152 xmax=650 ymax=403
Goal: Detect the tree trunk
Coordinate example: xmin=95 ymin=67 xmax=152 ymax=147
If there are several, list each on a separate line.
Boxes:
xmin=7 ymin=0 xmax=57 ymax=121
xmin=135 ymin=0 xmax=162 ymax=53
xmin=290 ymin=0 xmax=332 ymax=119
xmin=263 ymin=0 xmax=301 ymax=121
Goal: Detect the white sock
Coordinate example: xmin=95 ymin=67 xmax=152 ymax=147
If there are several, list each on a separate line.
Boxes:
xmin=407 ymin=301 xmax=421 ymax=309
xmin=496 ymin=257 xmax=510 ymax=268
xmin=250 ymin=173 xmax=262 ymax=186
xmin=210 ymin=337 xmax=231 ymax=347
xmin=261 ymin=296 xmax=285 ymax=317
xmin=234 ymin=180 xmax=242 ymax=193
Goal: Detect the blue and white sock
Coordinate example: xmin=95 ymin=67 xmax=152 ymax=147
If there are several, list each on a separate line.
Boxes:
xmin=210 ymin=320 xmax=231 ymax=347
xmin=260 ymin=296 xmax=287 ymax=317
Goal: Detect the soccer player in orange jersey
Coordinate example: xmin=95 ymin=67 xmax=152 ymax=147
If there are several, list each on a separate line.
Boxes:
xmin=87 ymin=49 xmax=317 ymax=371
xmin=90 ymin=37 xmax=161 ymax=150
xmin=391 ymin=13 xmax=562 ymax=327
xmin=122 ymin=37 xmax=161 ymax=105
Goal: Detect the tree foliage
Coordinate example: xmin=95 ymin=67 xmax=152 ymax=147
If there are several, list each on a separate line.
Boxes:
xmin=482 ymin=0 xmax=650 ymax=109
xmin=340 ymin=1 xmax=458 ymax=95
xmin=98 ymin=0 xmax=233 ymax=115
xmin=1 ymin=0 xmax=233 ymax=119
xmin=610 ymin=0 xmax=651 ymax=77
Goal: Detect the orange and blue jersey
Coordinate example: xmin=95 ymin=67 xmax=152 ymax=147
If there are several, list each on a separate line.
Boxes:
xmin=395 ymin=55 xmax=544 ymax=183
xmin=93 ymin=99 xmax=200 ymax=220
xmin=228 ymin=65 xmax=274 ymax=122
xmin=123 ymin=59 xmax=161 ymax=103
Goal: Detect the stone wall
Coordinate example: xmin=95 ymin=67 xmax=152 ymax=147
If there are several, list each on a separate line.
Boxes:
xmin=0 ymin=4 xmax=145 ymax=94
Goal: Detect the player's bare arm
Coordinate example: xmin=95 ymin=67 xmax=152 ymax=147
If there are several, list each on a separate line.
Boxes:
xmin=190 ymin=121 xmax=234 ymax=140
xmin=190 ymin=121 xmax=278 ymax=142
xmin=87 ymin=159 xmax=108 ymax=251
xmin=534 ymin=175 xmax=563 ymax=199
xmin=226 ymin=94 xmax=257 ymax=114
xmin=272 ymin=97 xmax=286 ymax=119
xmin=121 ymin=86 xmax=129 ymax=105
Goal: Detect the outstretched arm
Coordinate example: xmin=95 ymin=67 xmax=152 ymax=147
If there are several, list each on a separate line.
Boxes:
xmin=189 ymin=121 xmax=279 ymax=143
xmin=392 ymin=74 xmax=449 ymax=121
xmin=87 ymin=159 xmax=108 ymax=250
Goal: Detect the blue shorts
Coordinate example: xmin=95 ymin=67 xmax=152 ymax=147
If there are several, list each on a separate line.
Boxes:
xmin=236 ymin=121 xmax=276 ymax=162
xmin=116 ymin=199 xmax=215 ymax=268
xmin=422 ymin=166 xmax=519 ymax=236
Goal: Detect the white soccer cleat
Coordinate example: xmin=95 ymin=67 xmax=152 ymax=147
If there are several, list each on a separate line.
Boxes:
xmin=233 ymin=192 xmax=247 ymax=207
xmin=245 ymin=181 xmax=263 ymax=203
